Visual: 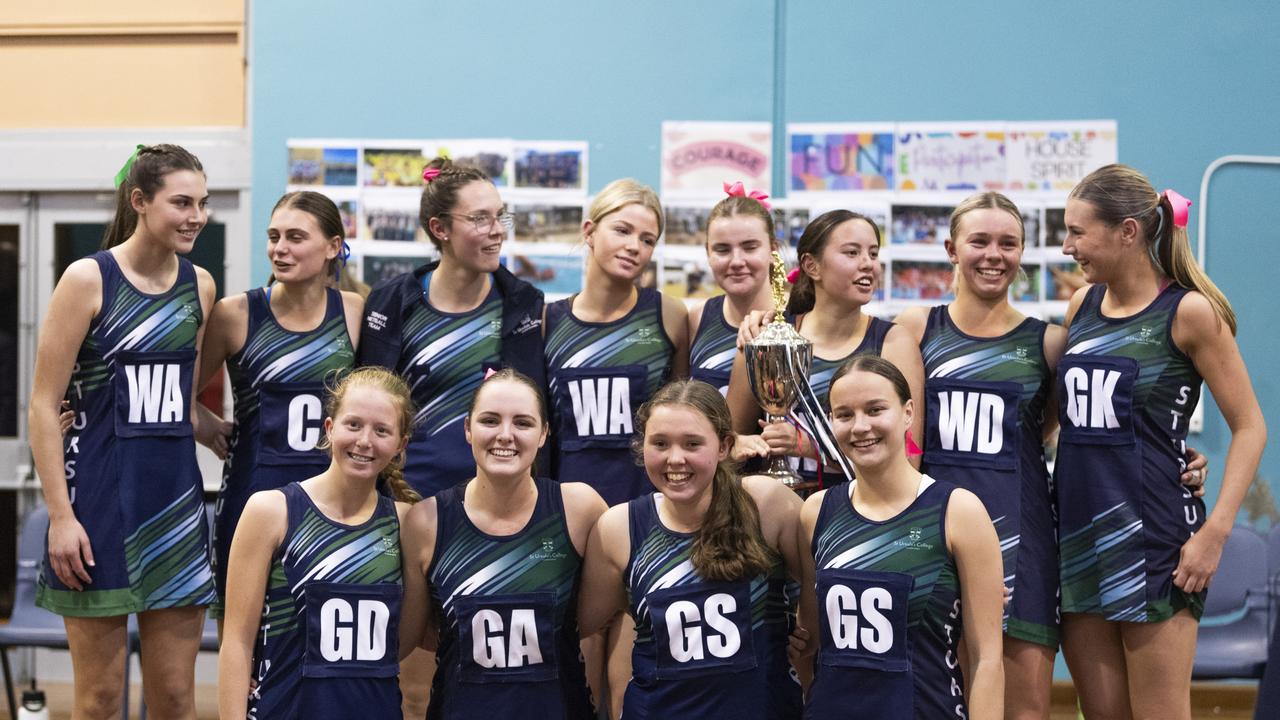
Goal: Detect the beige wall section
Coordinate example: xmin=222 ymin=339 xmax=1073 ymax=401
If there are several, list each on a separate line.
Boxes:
xmin=0 ymin=0 xmax=245 ymax=128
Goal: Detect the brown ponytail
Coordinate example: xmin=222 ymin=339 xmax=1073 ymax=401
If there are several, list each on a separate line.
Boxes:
xmin=634 ymin=380 xmax=773 ymax=582
xmin=787 ymin=210 xmax=882 ymax=316
xmin=1071 ymin=164 xmax=1237 ymax=335
xmin=102 ymin=144 xmax=205 ymax=249
xmin=320 ymin=367 xmax=422 ymax=504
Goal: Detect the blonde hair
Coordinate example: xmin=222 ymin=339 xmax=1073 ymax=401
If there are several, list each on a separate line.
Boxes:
xmin=633 ymin=380 xmax=772 ymax=582
xmin=949 ymin=191 xmax=1025 ymax=245
xmin=948 ymin=192 xmax=1027 ymax=293
xmin=321 ymin=367 xmax=421 ymax=503
xmin=1071 ymin=164 xmax=1236 ymax=335
xmin=588 ymin=178 xmax=664 ymax=237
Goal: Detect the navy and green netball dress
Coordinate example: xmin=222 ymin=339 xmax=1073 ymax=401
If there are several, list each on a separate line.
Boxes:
xmin=1056 ymin=284 xmax=1205 ymax=622
xmin=426 ymin=477 xmax=593 ymax=720
xmin=212 ymin=287 xmax=354 ymax=615
xmin=689 ymin=295 xmax=737 ymax=394
xmin=249 ymin=483 xmax=403 ymax=719
xmin=398 ymin=272 xmax=502 ymax=496
xmin=919 ymin=306 xmax=1058 ymax=646
xmin=794 ymin=315 xmax=893 ymax=485
xmin=544 ymin=288 xmax=674 ymax=505
xmin=38 ymin=251 xmax=215 ymax=616
xmin=623 ymin=494 xmax=800 ymax=720
xmin=808 ymin=478 xmax=965 ymax=719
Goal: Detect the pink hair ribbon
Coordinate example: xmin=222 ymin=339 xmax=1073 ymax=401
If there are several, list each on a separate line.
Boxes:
xmin=483 ymin=367 xmax=498 ymax=380
xmin=1162 ymin=189 xmax=1192 ymax=228
xmin=723 ymin=181 xmax=772 ymax=211
xmin=423 ymin=166 xmax=441 ymax=183
xmin=904 ymin=430 xmax=923 ymax=457
xmin=786 ymin=267 xmax=801 ymax=284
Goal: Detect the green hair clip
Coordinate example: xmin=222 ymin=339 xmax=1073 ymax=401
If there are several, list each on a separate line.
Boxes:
xmin=113 ymin=144 xmax=147 ymax=188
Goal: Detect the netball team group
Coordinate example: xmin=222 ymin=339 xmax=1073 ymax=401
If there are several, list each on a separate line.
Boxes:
xmin=27 ymin=143 xmax=1264 ymax=719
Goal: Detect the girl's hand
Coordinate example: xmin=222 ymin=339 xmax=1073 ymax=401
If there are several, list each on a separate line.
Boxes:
xmin=58 ymin=401 xmax=75 ymax=437
xmin=730 ymin=434 xmax=771 ymax=463
xmin=759 ymin=419 xmax=805 ymax=458
xmin=1172 ymin=526 xmax=1228 ymax=594
xmin=787 ymin=624 xmax=814 ymax=664
xmin=1180 ymin=446 xmax=1209 ymax=498
xmin=47 ymin=515 xmax=94 ymax=590
xmin=736 ymin=309 xmax=775 ymax=350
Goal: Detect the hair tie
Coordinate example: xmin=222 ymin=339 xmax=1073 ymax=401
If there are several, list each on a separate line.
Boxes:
xmin=422 ymin=166 xmax=441 ymax=183
xmin=722 ymin=180 xmax=772 ymax=211
xmin=113 ymin=144 xmax=146 ymax=188
xmin=786 ymin=267 xmax=801 ymax=284
xmin=1162 ymin=189 xmax=1191 ymax=228
xmin=334 ymin=240 xmax=351 ymax=281
xmin=483 ymin=367 xmax=498 ymax=380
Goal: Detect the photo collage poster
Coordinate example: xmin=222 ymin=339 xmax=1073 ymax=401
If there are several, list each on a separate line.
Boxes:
xmin=286 ymin=138 xmax=590 ymax=296
xmin=286 ymin=119 xmax=1113 ymax=310
xmin=784 ymin=120 xmax=1118 ymax=322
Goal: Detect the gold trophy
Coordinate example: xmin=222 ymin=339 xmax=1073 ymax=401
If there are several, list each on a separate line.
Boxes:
xmin=745 ymin=251 xmax=814 ymax=487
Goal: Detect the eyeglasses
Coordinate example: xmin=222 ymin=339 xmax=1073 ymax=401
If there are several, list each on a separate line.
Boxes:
xmin=439 ymin=211 xmax=515 ymax=233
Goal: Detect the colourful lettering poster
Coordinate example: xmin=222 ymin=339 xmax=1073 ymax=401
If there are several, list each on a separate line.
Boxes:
xmin=661 ymin=121 xmax=772 ymax=200
xmin=896 ymin=123 xmax=1006 ymax=192
xmin=787 ymin=123 xmax=894 ymax=192
xmin=1005 ymin=121 xmax=1118 ymax=192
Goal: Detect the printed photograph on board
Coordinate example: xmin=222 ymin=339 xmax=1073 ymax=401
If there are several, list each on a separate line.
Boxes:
xmin=664 ymin=205 xmax=713 ymax=246
xmin=363 ymin=206 xmax=425 ymax=242
xmin=1011 ymin=263 xmax=1042 ymax=302
xmin=363 ymin=254 xmax=432 ymax=286
xmin=512 ymin=203 xmax=583 ymax=244
xmin=337 ymin=200 xmax=358 ymax=240
xmin=287 ymin=147 xmax=323 ymax=185
xmin=508 ymin=250 xmax=584 ymax=297
xmin=660 ymin=251 xmax=719 ymax=300
xmin=890 ymin=205 xmax=954 ymax=245
xmin=514 ymin=144 xmax=586 ymax=190
xmin=1044 ymin=207 xmax=1067 ymax=247
xmin=363 ymin=147 xmax=426 ymax=187
xmin=1044 ymin=261 xmax=1085 ymax=301
xmin=891 ymin=260 xmax=955 ymax=300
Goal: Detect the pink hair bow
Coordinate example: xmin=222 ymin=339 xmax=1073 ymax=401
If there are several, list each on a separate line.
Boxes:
xmin=723 ymin=181 xmax=772 ymax=211
xmin=904 ymin=430 xmax=923 ymax=457
xmin=483 ymin=367 xmax=498 ymax=380
xmin=422 ymin=166 xmax=441 ymax=183
xmin=786 ymin=267 xmax=801 ymax=284
xmin=1162 ymin=189 xmax=1192 ymax=228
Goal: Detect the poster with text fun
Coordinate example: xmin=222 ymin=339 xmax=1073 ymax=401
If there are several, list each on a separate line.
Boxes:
xmin=895 ymin=124 xmax=1006 ymax=192
xmin=1005 ymin=121 xmax=1117 ymax=192
xmin=661 ymin=121 xmax=772 ymax=200
xmin=788 ymin=124 xmax=894 ymax=192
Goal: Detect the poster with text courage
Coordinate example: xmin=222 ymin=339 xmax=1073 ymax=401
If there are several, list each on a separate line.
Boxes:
xmin=1005 ymin=121 xmax=1117 ymax=192
xmin=661 ymin=121 xmax=772 ymax=200
xmin=896 ymin=123 xmax=1006 ymax=192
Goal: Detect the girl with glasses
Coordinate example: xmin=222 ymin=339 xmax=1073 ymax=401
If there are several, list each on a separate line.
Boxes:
xmin=357 ymin=155 xmax=548 ymax=715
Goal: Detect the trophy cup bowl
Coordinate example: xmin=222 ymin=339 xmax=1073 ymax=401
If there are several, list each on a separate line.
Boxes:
xmin=745 ymin=321 xmax=813 ymax=486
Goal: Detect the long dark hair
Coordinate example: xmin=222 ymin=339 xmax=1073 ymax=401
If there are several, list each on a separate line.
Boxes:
xmin=633 ymin=380 xmax=772 ymax=582
xmin=102 ymin=144 xmax=205 ymax=249
xmin=787 ymin=210 xmax=881 ymax=316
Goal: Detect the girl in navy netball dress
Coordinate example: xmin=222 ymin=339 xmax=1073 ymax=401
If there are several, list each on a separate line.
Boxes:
xmin=218 ymin=367 xmax=419 ymax=719
xmin=358 ymin=157 xmax=546 ymax=499
xmin=580 ymin=380 xmax=804 ymax=720
xmin=398 ymin=369 xmax=608 ymax=720
xmin=797 ymin=355 xmax=1005 ymax=719
xmin=895 ymin=192 xmax=1065 ymax=717
xmin=29 ymin=144 xmax=218 ymax=718
xmin=543 ymin=178 xmax=688 ymax=506
xmin=729 ymin=210 xmax=923 ymax=487
xmin=358 ymin=158 xmax=546 ymax=714
xmin=196 ymin=191 xmax=362 ymax=620
xmin=1055 ymin=165 xmax=1265 ymax=719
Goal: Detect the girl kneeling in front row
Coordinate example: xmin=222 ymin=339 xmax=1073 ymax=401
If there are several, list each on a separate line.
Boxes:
xmin=219 ymin=367 xmax=419 ymax=719
xmin=797 ymin=355 xmax=1005 ymax=719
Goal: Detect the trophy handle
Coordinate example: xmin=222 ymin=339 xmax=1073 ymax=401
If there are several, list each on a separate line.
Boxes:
xmin=762 ymin=412 xmax=804 ymax=487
